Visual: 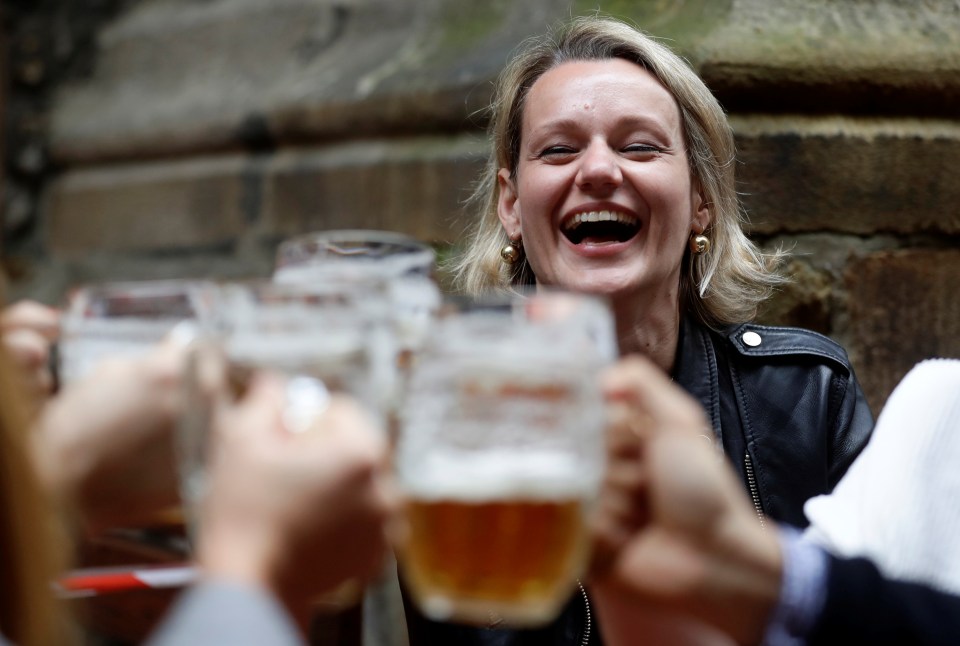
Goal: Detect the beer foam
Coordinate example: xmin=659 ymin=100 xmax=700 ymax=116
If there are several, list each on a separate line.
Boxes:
xmin=400 ymin=450 xmax=600 ymax=501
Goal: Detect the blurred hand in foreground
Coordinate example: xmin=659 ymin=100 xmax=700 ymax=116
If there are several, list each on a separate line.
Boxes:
xmin=2 ymin=300 xmax=61 ymax=406
xmin=31 ymin=341 xmax=187 ymax=532
xmin=197 ymin=372 xmax=393 ymax=624
xmin=589 ymin=356 xmax=783 ymax=645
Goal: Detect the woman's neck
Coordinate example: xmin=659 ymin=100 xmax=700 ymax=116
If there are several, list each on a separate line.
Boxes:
xmin=611 ymin=292 xmax=682 ymax=375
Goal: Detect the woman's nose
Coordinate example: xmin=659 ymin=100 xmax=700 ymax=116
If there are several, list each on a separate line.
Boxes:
xmin=575 ymin=142 xmax=623 ymax=193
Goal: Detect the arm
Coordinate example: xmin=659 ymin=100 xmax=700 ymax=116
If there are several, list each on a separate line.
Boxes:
xmin=809 ymin=555 xmax=960 ymax=646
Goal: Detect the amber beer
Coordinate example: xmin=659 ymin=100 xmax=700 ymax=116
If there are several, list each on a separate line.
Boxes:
xmin=396 ymin=371 xmax=604 ymax=626
xmin=401 ymin=494 xmax=588 ymax=625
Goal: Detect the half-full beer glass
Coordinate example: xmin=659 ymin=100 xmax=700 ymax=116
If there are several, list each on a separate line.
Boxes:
xmin=395 ymin=291 xmax=615 ymax=627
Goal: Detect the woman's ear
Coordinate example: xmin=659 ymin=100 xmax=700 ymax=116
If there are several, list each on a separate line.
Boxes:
xmin=497 ymin=168 xmax=521 ymax=238
xmin=691 ymin=184 xmax=711 ymax=234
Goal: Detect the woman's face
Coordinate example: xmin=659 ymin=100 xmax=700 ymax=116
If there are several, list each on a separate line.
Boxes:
xmin=498 ymin=58 xmax=709 ymax=301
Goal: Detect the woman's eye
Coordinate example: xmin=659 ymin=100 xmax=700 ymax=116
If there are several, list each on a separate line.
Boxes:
xmin=539 ymin=145 xmax=576 ymax=157
xmin=623 ymin=143 xmax=662 ymax=154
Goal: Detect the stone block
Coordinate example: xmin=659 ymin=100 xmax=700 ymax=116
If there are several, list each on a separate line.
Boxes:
xmin=261 ymin=135 xmax=488 ymax=244
xmin=757 ymin=258 xmax=834 ymax=335
xmin=49 ymin=0 xmax=960 ymax=164
xmin=46 ymin=156 xmax=252 ymax=255
xmin=49 ymin=0 xmax=551 ymax=163
xmin=844 ymin=248 xmax=960 ymax=412
xmin=697 ymin=0 xmax=960 ymax=116
xmin=735 ymin=117 xmax=960 ymax=236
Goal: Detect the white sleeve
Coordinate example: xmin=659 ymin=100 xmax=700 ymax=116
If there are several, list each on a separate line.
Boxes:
xmin=804 ymin=358 xmax=960 ymax=595
xmin=147 ymin=580 xmax=305 ymax=646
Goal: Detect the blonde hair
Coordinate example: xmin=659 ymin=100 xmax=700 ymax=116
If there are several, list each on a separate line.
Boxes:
xmin=0 ymin=348 xmax=69 ymax=645
xmin=451 ymin=16 xmax=784 ymax=326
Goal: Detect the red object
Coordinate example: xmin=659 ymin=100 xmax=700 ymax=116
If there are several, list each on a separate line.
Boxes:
xmin=56 ymin=564 xmax=197 ymax=598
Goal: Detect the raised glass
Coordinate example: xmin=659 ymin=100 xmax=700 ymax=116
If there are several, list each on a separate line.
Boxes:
xmin=58 ymin=279 xmax=216 ymax=385
xmin=178 ymin=279 xmax=393 ymax=520
xmin=275 ymin=230 xmax=439 ymax=644
xmin=394 ymin=291 xmax=616 ymax=627
xmin=274 ymin=229 xmax=441 ymax=364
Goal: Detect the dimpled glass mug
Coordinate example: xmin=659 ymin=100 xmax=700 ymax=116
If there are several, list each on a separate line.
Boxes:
xmin=274 ymin=231 xmax=441 ymax=645
xmin=177 ymin=278 xmax=393 ymax=521
xmin=59 ymin=279 xmax=216 ymax=386
xmin=395 ymin=290 xmax=616 ymax=627
xmin=274 ymin=229 xmax=440 ymax=362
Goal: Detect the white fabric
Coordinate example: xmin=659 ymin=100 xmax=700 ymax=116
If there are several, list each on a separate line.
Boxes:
xmin=147 ymin=580 xmax=304 ymax=646
xmin=804 ymin=358 xmax=960 ymax=595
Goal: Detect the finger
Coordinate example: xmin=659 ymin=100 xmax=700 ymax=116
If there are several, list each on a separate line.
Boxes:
xmin=306 ymin=395 xmax=385 ymax=457
xmin=2 ymin=300 xmax=61 ymax=340
xmin=607 ymin=401 xmax=653 ymax=452
xmin=3 ymin=329 xmax=50 ymax=371
xmin=589 ymin=489 xmax=651 ymax=578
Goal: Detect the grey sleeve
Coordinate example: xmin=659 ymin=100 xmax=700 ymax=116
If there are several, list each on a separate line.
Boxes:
xmin=147 ymin=580 xmax=305 ymax=646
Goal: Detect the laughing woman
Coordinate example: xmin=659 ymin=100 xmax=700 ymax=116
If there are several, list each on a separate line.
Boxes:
xmin=421 ymin=15 xmax=876 ymax=646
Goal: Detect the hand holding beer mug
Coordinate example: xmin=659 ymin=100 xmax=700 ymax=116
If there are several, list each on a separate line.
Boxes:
xmin=395 ymin=291 xmax=616 ymax=627
xmin=52 ymin=280 xmax=216 ymax=530
xmin=274 ymin=231 xmax=438 ymax=645
xmin=179 ymin=279 xmax=393 ymax=515
xmin=178 ymin=280 xmax=394 ymax=613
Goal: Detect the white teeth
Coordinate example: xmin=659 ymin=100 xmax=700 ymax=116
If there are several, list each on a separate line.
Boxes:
xmin=565 ymin=211 xmax=639 ymax=231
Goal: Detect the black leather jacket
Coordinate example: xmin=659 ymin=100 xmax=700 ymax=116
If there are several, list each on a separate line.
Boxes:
xmin=404 ymin=319 xmax=876 ymax=646
xmin=674 ymin=318 xmax=875 ymax=528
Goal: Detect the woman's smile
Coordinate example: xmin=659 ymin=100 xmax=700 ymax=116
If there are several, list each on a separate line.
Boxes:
xmin=560 ymin=208 xmax=642 ymax=246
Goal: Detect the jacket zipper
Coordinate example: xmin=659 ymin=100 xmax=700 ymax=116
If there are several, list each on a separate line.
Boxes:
xmin=744 ymin=452 xmax=766 ymax=529
xmin=578 ymin=580 xmax=591 ymax=645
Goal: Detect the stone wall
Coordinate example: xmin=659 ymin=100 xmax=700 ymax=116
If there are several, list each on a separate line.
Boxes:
xmin=3 ymin=0 xmax=960 ymax=411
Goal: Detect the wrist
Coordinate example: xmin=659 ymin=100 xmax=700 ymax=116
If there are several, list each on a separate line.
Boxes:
xmin=699 ymin=510 xmax=783 ymax=643
xmin=761 ymin=527 xmax=830 ymax=646
xmin=197 ymin=514 xmax=280 ymax=597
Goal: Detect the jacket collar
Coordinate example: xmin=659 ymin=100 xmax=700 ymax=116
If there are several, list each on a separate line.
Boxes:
xmin=672 ymin=317 xmax=723 ymax=445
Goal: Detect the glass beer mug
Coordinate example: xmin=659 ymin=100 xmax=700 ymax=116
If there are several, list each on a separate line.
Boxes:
xmin=59 ymin=279 xmax=216 ymax=385
xmin=273 ymin=229 xmax=441 ymax=367
xmin=178 ymin=279 xmax=393 ymax=520
xmin=394 ymin=291 xmax=616 ymax=627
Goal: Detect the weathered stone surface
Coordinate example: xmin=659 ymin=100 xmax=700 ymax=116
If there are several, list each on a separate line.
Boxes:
xmin=260 ymin=135 xmax=487 ymax=243
xmin=757 ymin=259 xmax=835 ymax=335
xmin=734 ymin=117 xmax=960 ymax=236
xmin=46 ymin=156 xmax=252 ymax=255
xmin=49 ymin=0 xmax=553 ymax=163
xmin=698 ymin=0 xmax=960 ymax=116
xmin=845 ymin=248 xmax=960 ymax=411
xmin=45 ymin=135 xmax=486 ymax=258
xmin=48 ymin=0 xmax=960 ymax=164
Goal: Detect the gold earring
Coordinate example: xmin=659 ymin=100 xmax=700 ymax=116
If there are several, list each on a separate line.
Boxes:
xmin=500 ymin=238 xmax=522 ymax=264
xmin=689 ymin=233 xmax=710 ymax=255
